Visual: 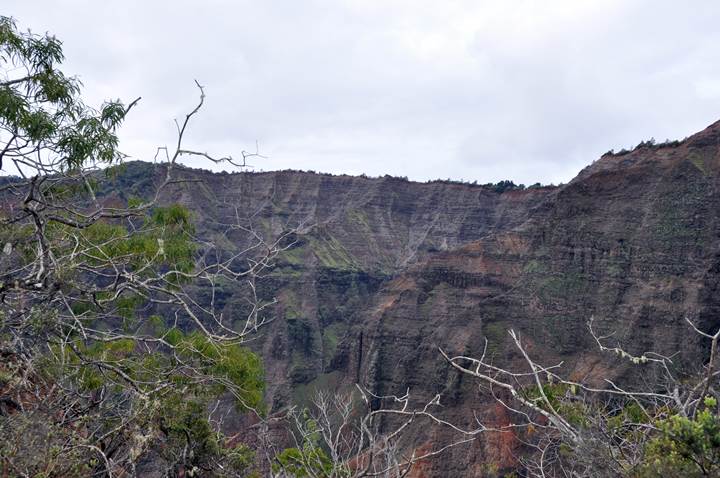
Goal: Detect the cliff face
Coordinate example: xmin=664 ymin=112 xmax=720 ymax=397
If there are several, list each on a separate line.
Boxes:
xmin=334 ymin=122 xmax=720 ymax=475
xmin=107 ymin=119 xmax=720 ymax=476
xmin=114 ymin=166 xmax=554 ymax=408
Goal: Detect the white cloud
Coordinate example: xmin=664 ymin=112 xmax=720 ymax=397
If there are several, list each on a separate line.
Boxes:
xmin=5 ymin=0 xmax=720 ymax=184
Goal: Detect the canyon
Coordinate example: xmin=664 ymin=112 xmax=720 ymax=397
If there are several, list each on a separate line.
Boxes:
xmin=109 ymin=119 xmax=720 ymax=476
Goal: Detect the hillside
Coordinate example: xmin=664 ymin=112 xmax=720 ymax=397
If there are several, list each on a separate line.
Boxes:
xmin=100 ymin=120 xmax=720 ymax=475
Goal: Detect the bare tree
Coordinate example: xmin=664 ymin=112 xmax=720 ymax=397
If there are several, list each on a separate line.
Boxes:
xmin=439 ymin=316 xmax=720 ymax=477
xmin=270 ymin=386 xmax=476 ymax=478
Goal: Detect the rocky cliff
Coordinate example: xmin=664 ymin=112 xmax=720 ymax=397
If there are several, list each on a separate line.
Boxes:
xmin=338 ymin=122 xmax=720 ymax=475
xmin=107 ymin=163 xmax=552 ymax=393
xmin=106 ymin=119 xmax=720 ymax=476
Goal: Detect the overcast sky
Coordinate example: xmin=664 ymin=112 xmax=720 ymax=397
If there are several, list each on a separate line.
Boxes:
xmin=6 ymin=1 xmax=720 ymax=184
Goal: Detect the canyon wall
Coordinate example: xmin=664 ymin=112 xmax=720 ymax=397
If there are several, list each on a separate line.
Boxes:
xmin=110 ymin=119 xmax=720 ymax=475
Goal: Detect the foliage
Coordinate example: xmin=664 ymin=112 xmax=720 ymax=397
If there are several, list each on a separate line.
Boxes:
xmin=273 ymin=413 xmax=338 ymax=478
xmin=636 ymin=397 xmax=720 ymax=477
xmin=274 ymin=446 xmax=336 ymax=478
xmin=520 ymin=382 xmax=589 ymax=428
xmin=0 ymin=16 xmax=276 ymax=477
xmin=273 ymin=402 xmax=345 ymax=478
xmin=484 ymin=179 xmax=526 ymax=193
xmin=158 ymin=396 xmax=258 ymax=476
xmin=0 ymin=16 xmax=125 ymax=170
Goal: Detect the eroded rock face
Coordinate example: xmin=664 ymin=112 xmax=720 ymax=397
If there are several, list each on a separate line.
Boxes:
xmin=104 ymin=119 xmax=720 ymax=475
xmin=109 ymin=164 xmax=553 ymax=409
xmin=332 ymin=123 xmax=720 ymax=475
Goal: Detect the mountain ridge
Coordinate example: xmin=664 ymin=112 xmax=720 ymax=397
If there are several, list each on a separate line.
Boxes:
xmin=90 ymin=119 xmax=720 ymax=475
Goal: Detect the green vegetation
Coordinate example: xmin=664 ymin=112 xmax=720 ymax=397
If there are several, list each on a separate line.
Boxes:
xmin=483 ymin=321 xmax=510 ymax=355
xmin=273 ymin=413 xmax=338 ymax=477
xmin=603 ymin=137 xmax=683 ymax=157
xmin=0 ymin=16 xmax=265 ymax=476
xmin=523 ymin=259 xmax=546 ymax=274
xmin=637 ymin=397 xmax=720 ymax=477
xmin=520 ymin=383 xmax=588 ymax=428
xmin=346 ymin=208 xmax=371 ymax=230
xmin=311 ymin=232 xmax=359 ymax=270
xmin=484 ymin=179 xmax=527 ymax=193
xmin=689 ymin=151 xmax=710 ymax=176
xmin=6 ymin=13 xmax=720 ymax=478
xmin=536 ymin=271 xmax=587 ymax=302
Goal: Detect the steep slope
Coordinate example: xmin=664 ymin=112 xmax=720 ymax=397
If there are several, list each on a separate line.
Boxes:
xmin=105 ymin=163 xmax=555 ymax=413
xmin=329 ymin=122 xmax=720 ymax=475
xmin=100 ymin=119 xmax=720 ymax=476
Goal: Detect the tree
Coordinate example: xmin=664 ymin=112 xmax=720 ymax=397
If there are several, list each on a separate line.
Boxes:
xmin=0 ymin=17 xmax=468 ymax=477
xmin=270 ymin=387 xmax=474 ymax=478
xmin=0 ymin=16 xmax=285 ymax=476
xmin=439 ymin=317 xmax=720 ymax=477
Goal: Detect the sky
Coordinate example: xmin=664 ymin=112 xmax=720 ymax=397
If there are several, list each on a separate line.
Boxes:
xmin=5 ymin=0 xmax=720 ymax=184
